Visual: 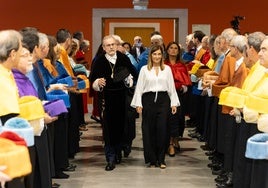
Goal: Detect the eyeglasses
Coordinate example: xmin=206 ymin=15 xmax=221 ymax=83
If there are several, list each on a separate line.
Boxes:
xmin=20 ymin=53 xmax=31 ymax=58
xmin=104 ymin=43 xmax=116 ymax=47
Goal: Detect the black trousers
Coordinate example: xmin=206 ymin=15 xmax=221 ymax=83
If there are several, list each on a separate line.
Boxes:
xmin=68 ymin=93 xmax=81 ymax=157
xmin=34 ymin=128 xmax=52 ymax=188
xmin=46 ymin=123 xmax=55 ymax=177
xmin=54 ymin=114 xmax=69 ymax=172
xmin=208 ymin=97 xmax=218 ymax=150
xmin=223 ymin=114 xmax=237 ymax=172
xmin=203 ymin=96 xmax=214 ymax=142
xmin=250 ymin=159 xmax=268 ymax=188
xmin=233 ymin=120 xmax=260 ymax=188
xmin=102 ymin=88 xmax=126 ymax=163
xmin=122 ymin=89 xmax=136 ymax=151
xmin=217 ymin=105 xmax=225 ymax=154
xmin=142 ymin=92 xmax=170 ymax=164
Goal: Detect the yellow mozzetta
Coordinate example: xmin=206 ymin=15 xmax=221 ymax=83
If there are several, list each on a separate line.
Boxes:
xmin=0 ymin=64 xmax=20 ymax=116
xmin=0 ymin=138 xmax=32 ymax=178
xmin=219 ymin=62 xmax=266 ymax=108
xmin=219 ymin=86 xmax=248 ymax=108
xmin=245 ymin=74 xmax=268 ymax=114
xmin=18 ymin=96 xmax=45 ymax=135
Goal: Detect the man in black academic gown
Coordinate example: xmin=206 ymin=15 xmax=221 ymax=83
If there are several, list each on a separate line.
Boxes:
xmin=90 ymin=35 xmax=137 ymax=171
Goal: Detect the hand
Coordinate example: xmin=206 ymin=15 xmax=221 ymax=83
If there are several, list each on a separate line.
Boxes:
xmin=0 ymin=166 xmax=11 ymax=188
xmin=171 ymin=106 xmax=177 ymax=114
xmin=229 ymin=108 xmax=242 ymax=116
xmin=48 ymin=84 xmax=68 ymax=92
xmin=136 ymin=106 xmax=142 ymax=114
xmin=181 ymin=85 xmax=188 ymax=93
xmin=44 ymin=113 xmax=58 ymax=124
xmin=98 ymin=78 xmax=106 ymax=88
xmin=201 ymin=89 xmax=208 ymax=96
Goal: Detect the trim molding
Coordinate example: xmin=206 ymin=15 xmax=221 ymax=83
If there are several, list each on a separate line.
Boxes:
xmin=92 ymin=8 xmax=188 ymax=57
xmin=109 ymin=23 xmax=160 ymax=34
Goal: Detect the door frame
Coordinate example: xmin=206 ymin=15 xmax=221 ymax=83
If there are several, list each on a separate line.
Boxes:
xmin=92 ymin=8 xmax=188 ymax=57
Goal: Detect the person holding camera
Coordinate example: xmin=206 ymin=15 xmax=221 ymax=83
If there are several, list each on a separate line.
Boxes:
xmin=130 ymin=36 xmax=145 ymax=61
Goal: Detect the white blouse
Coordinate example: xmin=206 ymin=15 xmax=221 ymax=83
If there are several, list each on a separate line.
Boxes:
xmin=131 ymin=64 xmax=180 ymax=108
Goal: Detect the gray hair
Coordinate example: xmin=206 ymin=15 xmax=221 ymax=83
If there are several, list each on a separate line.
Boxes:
xmin=221 ymin=28 xmax=238 ymax=43
xmin=38 ymin=32 xmax=48 ymax=48
xmin=247 ymin=31 xmax=266 ymax=52
xmin=102 ymin=35 xmax=116 ymax=46
xmin=231 ymin=35 xmax=248 ymax=53
xmin=0 ymin=30 xmax=22 ymax=62
xmin=112 ymin=35 xmax=124 ymax=45
xmin=151 ymin=34 xmax=163 ymax=42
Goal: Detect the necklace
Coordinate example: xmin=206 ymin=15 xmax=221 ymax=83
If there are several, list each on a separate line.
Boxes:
xmin=108 ymin=61 xmax=115 ymax=78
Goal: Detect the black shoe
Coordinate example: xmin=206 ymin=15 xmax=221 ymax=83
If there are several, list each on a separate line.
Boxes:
xmin=115 ymin=156 xmax=122 ymax=164
xmin=208 ymin=155 xmax=216 ymax=160
xmin=212 ymin=168 xmax=224 ymax=176
xmin=208 ymin=161 xmax=221 ymax=169
xmin=123 ymin=146 xmax=131 ymax=157
xmin=188 ymin=132 xmax=201 ymax=138
xmin=91 ymin=115 xmax=101 ymax=123
xmin=188 ymin=128 xmax=197 ymax=133
xmin=215 ymin=174 xmax=227 ymax=183
xmin=200 ymin=143 xmax=210 ymax=151
xmin=147 ymin=162 xmax=157 ymax=168
xmin=52 ymin=183 xmax=60 ymax=188
xmin=211 ymin=163 xmax=223 ymax=171
xmin=216 ymin=172 xmax=233 ymax=187
xmin=69 ymin=163 xmax=77 ymax=168
xmin=105 ymin=163 xmax=115 ymax=171
xmin=205 ymin=150 xmax=216 ymax=156
xmin=197 ymin=135 xmax=205 ymax=142
xmin=62 ymin=165 xmax=76 ymax=172
xmin=54 ymin=171 xmax=69 ymax=179
xmin=79 ymin=125 xmax=88 ymax=131
xmin=216 ymin=177 xmax=233 ymax=188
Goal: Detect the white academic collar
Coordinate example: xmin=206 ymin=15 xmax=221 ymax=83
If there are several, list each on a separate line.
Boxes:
xmin=105 ymin=53 xmax=117 ymax=64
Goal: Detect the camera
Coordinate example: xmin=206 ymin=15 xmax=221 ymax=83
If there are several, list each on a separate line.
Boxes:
xmin=230 ymin=15 xmax=245 ymax=34
xmin=234 ymin=16 xmax=245 ymax=21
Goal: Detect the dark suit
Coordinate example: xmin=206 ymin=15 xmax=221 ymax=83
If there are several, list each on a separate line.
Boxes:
xmin=130 ymin=46 xmax=145 ymax=61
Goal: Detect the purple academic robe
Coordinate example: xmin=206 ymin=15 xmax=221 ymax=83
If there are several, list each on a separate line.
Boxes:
xmin=12 ymin=69 xmax=38 ymax=97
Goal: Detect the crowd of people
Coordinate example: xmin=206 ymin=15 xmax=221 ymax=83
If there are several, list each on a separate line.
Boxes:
xmin=1 ymin=26 xmax=268 ymax=188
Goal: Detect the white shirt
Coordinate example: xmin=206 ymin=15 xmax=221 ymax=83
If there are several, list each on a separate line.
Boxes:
xmin=235 ymin=57 xmax=244 ymax=71
xmin=131 ymin=64 xmax=180 ymax=108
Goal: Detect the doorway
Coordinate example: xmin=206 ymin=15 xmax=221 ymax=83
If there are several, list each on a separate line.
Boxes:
xmin=92 ymin=8 xmax=188 ymax=56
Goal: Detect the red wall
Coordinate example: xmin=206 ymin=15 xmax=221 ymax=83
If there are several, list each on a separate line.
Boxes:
xmin=1 ymin=0 xmax=267 ymax=61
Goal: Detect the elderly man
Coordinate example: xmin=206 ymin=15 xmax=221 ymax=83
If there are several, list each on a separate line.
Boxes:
xmin=137 ymin=33 xmax=164 ymax=73
xmin=0 ymin=30 xmax=26 ymax=188
xmin=0 ymin=30 xmax=22 ymax=123
xmin=90 ymin=35 xmax=137 ymax=171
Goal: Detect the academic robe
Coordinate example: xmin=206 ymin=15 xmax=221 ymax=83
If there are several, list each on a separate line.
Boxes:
xmin=221 ymin=61 xmax=249 ymax=114
xmin=212 ymin=53 xmax=236 ymax=98
xmin=12 ymin=68 xmax=52 ymax=188
xmin=218 ymin=61 xmax=265 ymax=188
xmin=165 ymin=60 xmax=192 ymax=90
xmin=219 ymin=61 xmax=266 ymax=109
xmin=90 ymin=51 xmax=137 ymax=162
xmin=12 ymin=69 xmax=38 ymax=97
xmin=59 ymin=45 xmax=75 ymax=77
xmin=0 ymin=64 xmax=20 ymax=117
